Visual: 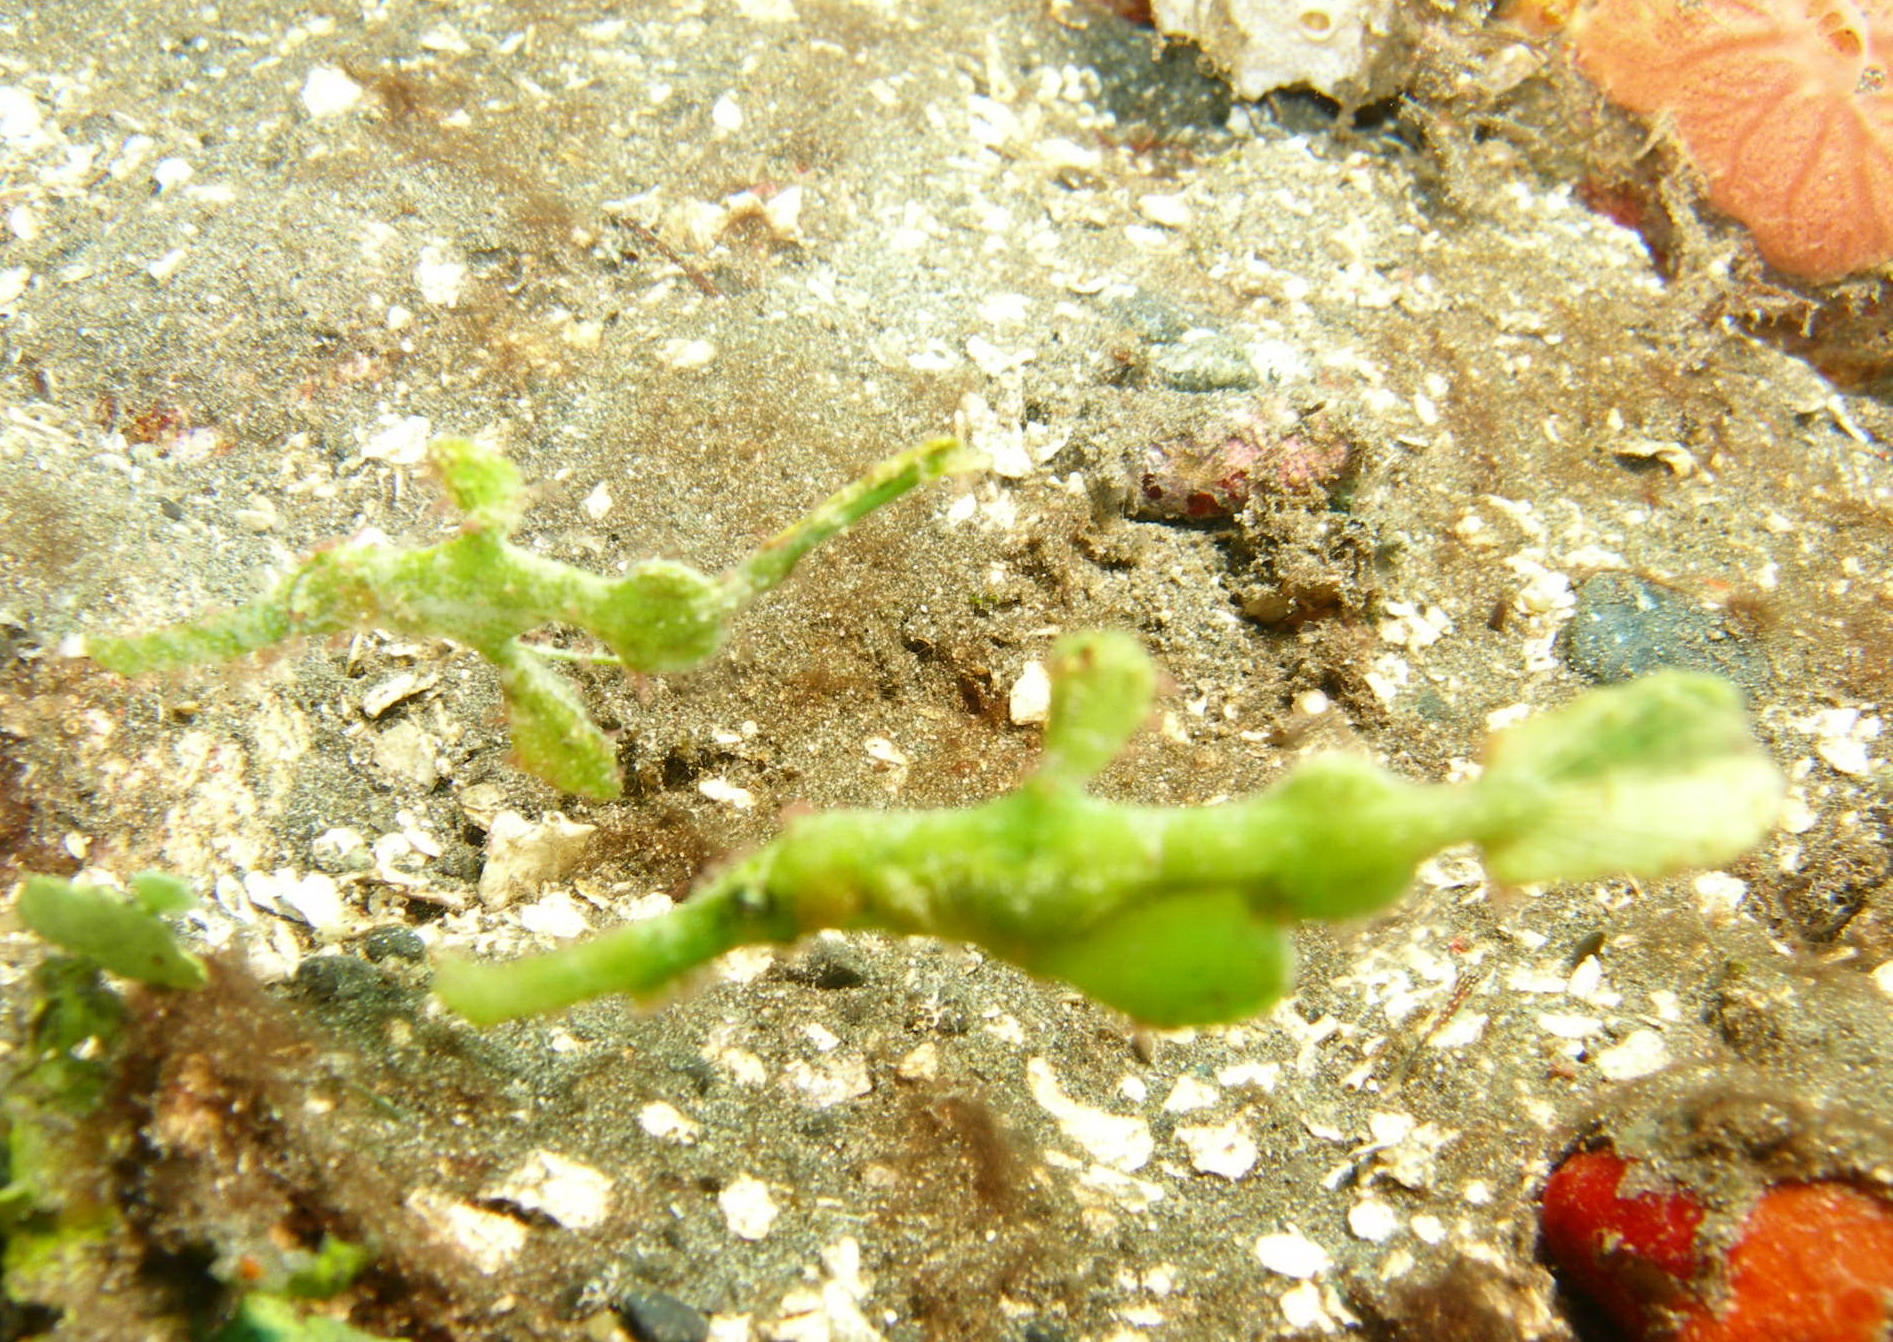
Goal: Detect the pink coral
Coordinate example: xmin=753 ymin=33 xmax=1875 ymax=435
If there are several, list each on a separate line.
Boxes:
xmin=1571 ymin=0 xmax=1893 ymax=281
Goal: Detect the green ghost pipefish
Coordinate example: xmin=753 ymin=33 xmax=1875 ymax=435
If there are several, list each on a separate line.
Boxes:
xmin=433 ymin=631 xmax=1784 ymax=1028
xmin=84 ymin=435 xmax=974 ymax=800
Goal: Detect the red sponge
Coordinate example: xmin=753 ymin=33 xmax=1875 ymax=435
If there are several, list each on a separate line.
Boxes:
xmin=1541 ymin=1149 xmax=1706 ymax=1335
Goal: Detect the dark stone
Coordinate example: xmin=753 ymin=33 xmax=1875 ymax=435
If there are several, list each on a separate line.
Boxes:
xmin=776 ymin=941 xmax=867 ymax=989
xmin=1562 ymin=571 xmax=1765 ymax=692
xmin=429 ymin=839 xmax=482 ymax=881
xmin=360 ymin=925 xmax=426 ymax=962
xmin=290 ymin=954 xmax=415 ymax=1034
xmin=613 ymin=1290 xmax=710 ymax=1342
xmin=1019 ymin=1323 xmax=1074 ymax=1342
xmin=294 ymin=953 xmax=388 ymax=1003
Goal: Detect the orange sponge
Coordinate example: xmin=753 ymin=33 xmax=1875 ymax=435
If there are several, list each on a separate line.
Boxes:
xmin=1570 ymin=0 xmax=1893 ymax=281
xmin=1541 ymin=1149 xmax=1893 ymax=1341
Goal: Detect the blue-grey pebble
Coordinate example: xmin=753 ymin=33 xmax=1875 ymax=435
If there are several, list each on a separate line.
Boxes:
xmin=1563 ymin=571 xmax=1766 ymax=693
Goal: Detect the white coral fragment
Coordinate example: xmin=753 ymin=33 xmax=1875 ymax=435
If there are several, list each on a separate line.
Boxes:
xmin=485 ymin=1150 xmax=614 ymax=1231
xmin=1027 ymin=1057 xmax=1154 ymax=1172
xmin=1255 ymin=1229 xmax=1333 ymax=1278
xmin=720 ymin=1174 xmax=780 ymax=1240
xmin=406 ymin=1189 xmax=527 ymax=1274
xmin=1150 ymin=0 xmax=1394 ymax=99
xmin=478 ymin=810 xmax=596 ymax=907
xmin=300 ymin=66 xmax=362 ymax=119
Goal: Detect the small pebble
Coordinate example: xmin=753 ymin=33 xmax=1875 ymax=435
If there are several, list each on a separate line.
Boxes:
xmin=1255 ymin=1229 xmax=1333 ymax=1278
xmin=361 ymin=925 xmax=425 ymax=962
xmin=1137 ymin=192 xmax=1193 ymax=229
xmin=1009 ymin=660 xmax=1052 ymax=724
xmin=300 ymin=65 xmax=362 ymax=119
xmin=613 ymin=1290 xmax=709 ymax=1342
xmin=1150 ymin=336 xmax=1258 ymax=392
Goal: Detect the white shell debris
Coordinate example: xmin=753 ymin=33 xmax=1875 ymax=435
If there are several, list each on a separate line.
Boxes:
xmin=720 ymin=1174 xmax=780 ymax=1241
xmin=1255 ymin=1228 xmax=1334 ymax=1279
xmin=1217 ymin=1060 xmax=1282 ymax=1091
xmin=311 ymin=827 xmax=370 ymax=874
xmin=1278 ymin=1279 xmax=1343 ymax=1332
xmin=638 ymin=1101 xmax=701 ymax=1144
xmin=1009 ymin=660 xmax=1053 ymax=725
xmin=1177 ymin=1119 xmax=1259 ymax=1179
xmin=1377 ymin=601 xmax=1453 ymax=651
xmin=1595 ymin=1027 xmax=1670 ymax=1081
xmin=0 ymin=86 xmax=45 ymax=144
xmin=417 ymin=22 xmax=472 ymax=54
xmin=1162 ymin=1075 xmax=1220 ymax=1113
xmin=146 ymin=249 xmax=188 ymax=284
xmin=1797 ymin=706 xmax=1881 ymax=776
xmin=783 ymin=1054 xmax=873 ymax=1109
xmin=360 ymin=671 xmax=434 ymax=718
xmin=456 ymin=782 xmax=509 ymax=831
xmin=769 ymin=1238 xmax=884 ymax=1342
xmin=358 ymin=413 xmax=433 ymax=465
xmin=478 ymin=810 xmax=596 ymax=908
xmin=405 ymin=1189 xmax=527 ymax=1274
xmin=152 ymin=156 xmax=194 ymax=191
xmin=414 ymin=244 xmax=467 ymax=307
xmin=864 ymin=736 xmax=910 ymax=793
xmin=1150 ymin=0 xmax=1397 ymax=100
xmin=484 ymin=1150 xmax=614 ymax=1231
xmin=371 ymin=825 xmax=443 ymax=891
xmin=718 ymin=185 xmax=805 ymax=243
xmin=517 ymin=890 xmax=589 ymax=939
xmin=300 ymin=65 xmax=363 ymax=119
xmin=1537 ymin=1012 xmax=1604 ymax=1040
xmin=244 ymin=868 xmax=348 ymax=934
xmin=658 ymin=337 xmax=718 ymax=370
xmin=1427 ymin=1010 xmax=1488 ymax=1050
xmin=896 ymin=1042 xmax=940 ymax=1082
xmin=1693 ymin=871 xmax=1749 ymax=921
xmin=1137 ymin=192 xmax=1193 ymax=229
xmin=698 ymin=777 xmax=757 ymax=810
xmin=1027 ymin=1057 xmax=1154 ymax=1172
xmin=1348 ymin=1197 xmax=1401 ymax=1243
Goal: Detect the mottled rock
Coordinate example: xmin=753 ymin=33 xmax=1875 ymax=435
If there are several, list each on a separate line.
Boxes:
xmin=1563 ymin=571 xmax=1765 ymax=692
xmin=1150 ymin=334 xmax=1257 ymax=392
xmin=360 ymin=925 xmax=426 ymax=962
